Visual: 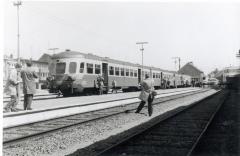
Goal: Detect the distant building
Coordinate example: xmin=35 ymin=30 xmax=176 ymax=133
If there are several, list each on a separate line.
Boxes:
xmin=178 ymin=62 xmax=204 ymax=82
xmin=3 ymin=54 xmax=50 ymax=88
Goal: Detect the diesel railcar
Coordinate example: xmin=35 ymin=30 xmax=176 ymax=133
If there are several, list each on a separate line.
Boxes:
xmin=48 ymin=50 xmax=191 ymax=96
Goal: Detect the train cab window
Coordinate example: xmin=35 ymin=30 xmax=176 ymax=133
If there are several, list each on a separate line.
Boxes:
xmin=87 ymin=63 xmax=93 ymax=74
xmin=115 ymin=67 xmax=120 ymax=76
xmin=126 ymin=69 xmax=129 ymax=76
xmin=134 ymin=70 xmax=137 ymax=77
xmin=130 ymin=69 xmax=134 ymax=77
xmin=56 ymin=62 xmax=66 ymax=74
xmin=109 ymin=66 xmax=114 ymax=75
xmin=79 ymin=62 xmax=85 ymax=73
xmin=69 ymin=62 xmax=77 ymax=73
xmin=120 ymin=68 xmax=125 ymax=76
xmin=95 ymin=64 xmax=101 ymax=74
xmin=153 ymin=73 xmax=156 ymax=78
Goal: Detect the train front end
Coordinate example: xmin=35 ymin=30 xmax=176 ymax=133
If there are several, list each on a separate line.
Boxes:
xmin=49 ymin=51 xmax=86 ymax=96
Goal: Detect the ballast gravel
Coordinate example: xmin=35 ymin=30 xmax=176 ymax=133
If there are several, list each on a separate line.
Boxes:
xmin=3 ymin=89 xmax=217 ymax=156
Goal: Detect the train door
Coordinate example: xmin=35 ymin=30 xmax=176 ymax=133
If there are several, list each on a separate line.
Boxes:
xmin=138 ymin=68 xmax=141 ymax=83
xmin=150 ymin=68 xmax=152 ymax=78
xmin=161 ymin=72 xmax=163 ymax=88
xmin=102 ymin=63 xmax=109 ymax=89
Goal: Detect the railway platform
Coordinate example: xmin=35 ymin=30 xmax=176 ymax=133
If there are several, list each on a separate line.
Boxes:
xmin=3 ymin=88 xmax=220 ymax=156
xmin=3 ymin=87 xmax=197 ymax=111
xmin=3 ymin=88 xmax=201 ymax=128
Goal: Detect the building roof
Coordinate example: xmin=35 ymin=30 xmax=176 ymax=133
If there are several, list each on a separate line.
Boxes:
xmin=178 ymin=62 xmax=203 ymax=77
xmin=38 ymin=53 xmax=52 ymax=63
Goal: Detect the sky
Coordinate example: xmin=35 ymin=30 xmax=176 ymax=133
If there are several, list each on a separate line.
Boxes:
xmin=3 ymin=1 xmax=240 ymax=74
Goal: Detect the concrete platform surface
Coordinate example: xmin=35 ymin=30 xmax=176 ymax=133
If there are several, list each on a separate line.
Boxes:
xmin=3 ymin=88 xmax=202 ymax=128
xmin=3 ymin=88 xmax=199 ymax=112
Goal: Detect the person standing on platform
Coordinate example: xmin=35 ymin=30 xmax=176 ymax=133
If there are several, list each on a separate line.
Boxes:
xmin=3 ymin=63 xmax=21 ymax=112
xmin=97 ymin=75 xmax=104 ymax=95
xmin=21 ymin=61 xmax=38 ymax=110
xmin=112 ymin=79 xmax=117 ymax=94
xmin=135 ymin=74 xmax=155 ymax=117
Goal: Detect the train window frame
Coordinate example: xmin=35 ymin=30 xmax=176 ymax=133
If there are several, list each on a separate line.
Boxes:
xmin=56 ymin=62 xmax=66 ymax=74
xmin=126 ymin=69 xmax=129 ymax=77
xmin=134 ymin=70 xmax=137 ymax=77
xmin=115 ymin=67 xmax=120 ymax=76
xmin=95 ymin=64 xmax=101 ymax=74
xmin=153 ymin=73 xmax=156 ymax=78
xmin=69 ymin=62 xmax=77 ymax=74
xmin=120 ymin=68 xmax=125 ymax=76
xmin=79 ymin=62 xmax=85 ymax=73
xmin=87 ymin=63 xmax=94 ymax=74
xmin=130 ymin=69 xmax=134 ymax=77
xmin=109 ymin=66 xmax=114 ymax=75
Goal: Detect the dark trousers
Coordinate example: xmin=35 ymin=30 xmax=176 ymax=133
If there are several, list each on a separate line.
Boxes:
xmin=136 ymin=95 xmax=154 ymax=116
xmin=24 ymin=94 xmax=33 ymax=110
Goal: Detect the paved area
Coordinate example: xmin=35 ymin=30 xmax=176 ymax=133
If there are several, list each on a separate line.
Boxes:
xmin=3 ymin=88 xmax=201 ymax=128
xmin=3 ymin=88 xmax=199 ymax=111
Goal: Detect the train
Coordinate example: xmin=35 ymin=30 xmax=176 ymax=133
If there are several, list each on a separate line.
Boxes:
xmin=47 ymin=49 xmax=192 ymax=96
xmin=215 ymin=66 xmax=240 ymax=90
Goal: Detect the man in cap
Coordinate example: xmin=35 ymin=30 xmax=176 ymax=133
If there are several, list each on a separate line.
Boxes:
xmin=20 ymin=61 xmax=38 ymax=110
xmin=135 ymin=74 xmax=155 ymax=116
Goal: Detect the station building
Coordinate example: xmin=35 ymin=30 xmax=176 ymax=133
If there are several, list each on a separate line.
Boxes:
xmin=178 ymin=62 xmax=204 ymax=83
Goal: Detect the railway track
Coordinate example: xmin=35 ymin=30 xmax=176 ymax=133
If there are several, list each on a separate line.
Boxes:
xmin=95 ymin=90 xmax=229 ymax=156
xmin=3 ymin=89 xmax=208 ymax=146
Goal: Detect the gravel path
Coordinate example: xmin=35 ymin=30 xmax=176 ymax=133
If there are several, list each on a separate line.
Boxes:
xmin=3 ymin=89 xmax=217 ymax=156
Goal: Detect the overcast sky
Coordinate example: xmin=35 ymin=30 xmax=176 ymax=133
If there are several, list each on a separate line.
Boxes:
xmin=4 ymin=1 xmax=240 ymax=74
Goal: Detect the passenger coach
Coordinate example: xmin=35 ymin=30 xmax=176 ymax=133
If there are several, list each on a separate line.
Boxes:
xmin=49 ymin=50 xmax=191 ymax=96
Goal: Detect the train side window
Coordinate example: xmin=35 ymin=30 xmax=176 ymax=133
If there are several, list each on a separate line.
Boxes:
xmin=95 ymin=64 xmax=101 ymax=74
xmin=134 ymin=70 xmax=137 ymax=77
xmin=153 ymin=73 xmax=156 ymax=78
xmin=126 ymin=69 xmax=129 ymax=76
xmin=87 ymin=63 xmax=93 ymax=74
xmin=79 ymin=62 xmax=84 ymax=73
xmin=115 ymin=67 xmax=120 ymax=76
xmin=109 ymin=66 xmax=114 ymax=75
xmin=130 ymin=69 xmax=133 ymax=77
xmin=120 ymin=68 xmax=125 ymax=76
xmin=56 ymin=62 xmax=66 ymax=74
xmin=69 ymin=62 xmax=77 ymax=74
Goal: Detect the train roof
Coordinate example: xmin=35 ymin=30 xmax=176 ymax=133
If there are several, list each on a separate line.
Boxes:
xmin=52 ymin=50 xmax=184 ymax=74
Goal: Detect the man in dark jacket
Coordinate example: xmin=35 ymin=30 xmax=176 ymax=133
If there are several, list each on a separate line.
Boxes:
xmin=21 ymin=61 xmax=38 ymax=110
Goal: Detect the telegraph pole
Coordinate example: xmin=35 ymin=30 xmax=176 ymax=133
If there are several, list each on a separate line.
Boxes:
xmin=14 ymin=1 xmax=22 ymax=102
xmin=172 ymin=57 xmax=181 ymax=71
xmin=136 ymin=42 xmax=148 ymax=81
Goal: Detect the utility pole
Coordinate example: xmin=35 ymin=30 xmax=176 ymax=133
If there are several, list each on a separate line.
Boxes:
xmin=172 ymin=57 xmax=181 ymax=71
xmin=13 ymin=1 xmax=22 ymax=102
xmin=48 ymin=48 xmax=59 ymax=54
xmin=136 ymin=42 xmax=148 ymax=81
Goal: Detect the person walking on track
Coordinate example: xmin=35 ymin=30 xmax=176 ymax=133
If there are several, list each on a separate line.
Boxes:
xmin=20 ymin=61 xmax=38 ymax=110
xmin=135 ymin=74 xmax=156 ymax=116
xmin=4 ymin=63 xmax=21 ymax=112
